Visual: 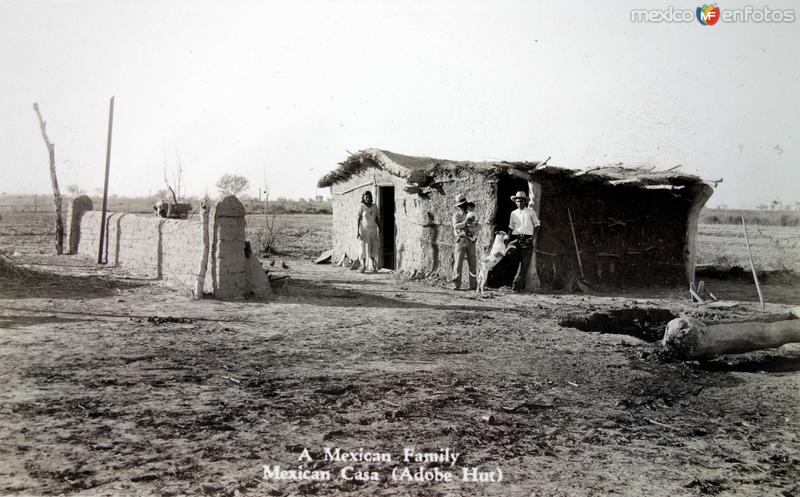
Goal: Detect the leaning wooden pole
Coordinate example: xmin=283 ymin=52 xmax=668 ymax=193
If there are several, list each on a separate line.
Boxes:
xmin=741 ymin=217 xmax=765 ymax=311
xmin=32 ymin=103 xmax=64 ymax=255
xmin=97 ymin=97 xmax=115 ymax=264
xmin=567 ymin=208 xmax=584 ymax=279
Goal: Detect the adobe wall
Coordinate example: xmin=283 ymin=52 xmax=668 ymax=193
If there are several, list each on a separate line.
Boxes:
xmin=329 ymin=166 xmax=497 ymax=281
xmin=71 ymin=196 xmax=269 ymax=299
xmin=161 ymin=217 xmax=207 ymax=291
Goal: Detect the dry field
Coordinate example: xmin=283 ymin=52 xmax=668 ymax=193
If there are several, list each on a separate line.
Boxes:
xmin=1 ymin=211 xmax=799 ymax=497
xmin=695 ymin=223 xmax=800 ymax=305
xmin=696 ymin=223 xmax=800 ymax=273
xmin=244 ymin=214 xmax=333 ymax=259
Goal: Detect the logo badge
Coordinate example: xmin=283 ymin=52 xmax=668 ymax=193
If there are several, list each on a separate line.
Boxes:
xmin=697 ymin=4 xmax=721 ymax=25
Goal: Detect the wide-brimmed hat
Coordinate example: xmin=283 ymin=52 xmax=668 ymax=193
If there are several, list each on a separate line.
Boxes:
xmin=510 ymin=191 xmax=530 ymax=201
xmin=454 ymin=193 xmax=469 ymax=207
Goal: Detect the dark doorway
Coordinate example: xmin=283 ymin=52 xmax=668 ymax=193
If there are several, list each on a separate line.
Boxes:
xmin=378 ymin=186 xmax=396 ymax=269
xmin=486 ymin=176 xmax=530 ymax=288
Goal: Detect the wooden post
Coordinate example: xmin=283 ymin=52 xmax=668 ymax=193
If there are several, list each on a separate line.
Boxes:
xmin=97 ymin=96 xmax=115 ymax=264
xmin=567 ymin=208 xmax=584 ymax=279
xmin=684 ymin=184 xmax=714 ymax=286
xmin=32 ymin=103 xmax=65 ymax=255
xmin=524 ymin=180 xmax=542 ymax=290
xmin=741 ymin=217 xmax=765 ymax=311
xmin=194 ymin=201 xmax=210 ymax=299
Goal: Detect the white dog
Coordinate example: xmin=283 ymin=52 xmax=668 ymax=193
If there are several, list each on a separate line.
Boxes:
xmin=471 ymin=231 xmax=517 ymax=295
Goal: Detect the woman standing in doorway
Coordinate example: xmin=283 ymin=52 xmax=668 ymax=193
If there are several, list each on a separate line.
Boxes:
xmin=356 ymin=191 xmax=380 ymax=273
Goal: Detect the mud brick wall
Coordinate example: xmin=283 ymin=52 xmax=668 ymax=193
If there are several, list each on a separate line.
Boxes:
xmin=76 ymin=211 xmax=105 ymax=260
xmin=108 ymin=213 xmax=162 ymax=278
xmin=72 ymin=196 xmax=268 ymax=298
xmin=77 ymin=212 xmax=164 ymax=278
xmin=329 ymin=167 xmax=496 ymax=281
xmin=161 ymin=218 xmax=206 ymax=291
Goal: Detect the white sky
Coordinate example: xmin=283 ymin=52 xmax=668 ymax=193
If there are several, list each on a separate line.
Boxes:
xmin=0 ymin=0 xmax=798 ymax=207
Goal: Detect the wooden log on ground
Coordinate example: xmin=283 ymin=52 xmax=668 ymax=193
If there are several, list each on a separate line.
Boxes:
xmin=661 ymin=316 xmax=800 ymax=360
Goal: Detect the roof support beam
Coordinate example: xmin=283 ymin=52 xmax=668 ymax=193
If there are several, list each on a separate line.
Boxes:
xmin=507 ymin=168 xmax=532 ymax=181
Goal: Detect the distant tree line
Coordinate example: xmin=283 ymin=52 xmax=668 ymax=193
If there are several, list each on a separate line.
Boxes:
xmin=0 ymin=193 xmax=331 ymax=216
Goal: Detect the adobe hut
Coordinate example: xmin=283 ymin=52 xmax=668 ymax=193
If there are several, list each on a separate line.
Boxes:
xmin=318 ymin=149 xmax=714 ymax=290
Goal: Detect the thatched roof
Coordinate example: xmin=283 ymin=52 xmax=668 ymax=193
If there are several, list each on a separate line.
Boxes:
xmin=318 ymin=149 xmax=714 ymax=190
xmin=532 ymin=164 xmax=714 ymax=190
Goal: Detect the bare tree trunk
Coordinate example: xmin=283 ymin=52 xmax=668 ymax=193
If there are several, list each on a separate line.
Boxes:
xmin=176 ymin=153 xmax=183 ymax=201
xmin=33 ymin=103 xmax=64 ymax=255
xmin=163 ymin=165 xmax=179 ymax=206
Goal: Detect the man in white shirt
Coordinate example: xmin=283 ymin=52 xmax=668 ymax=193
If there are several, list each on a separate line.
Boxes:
xmin=507 ymin=190 xmax=540 ymax=292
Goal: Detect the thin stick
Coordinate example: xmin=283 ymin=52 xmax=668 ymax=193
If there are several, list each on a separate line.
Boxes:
xmin=741 ymin=217 xmax=765 ymax=311
xmin=337 ymin=181 xmax=373 ymax=195
xmin=645 ymin=417 xmax=677 ymax=430
xmin=567 ymin=208 xmax=584 ymax=279
xmin=97 ymin=97 xmax=115 ymax=264
xmin=689 ymin=287 xmax=704 ymax=304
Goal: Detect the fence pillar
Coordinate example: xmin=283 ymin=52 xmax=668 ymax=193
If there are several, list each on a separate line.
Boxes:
xmin=65 ymin=195 xmax=93 ymax=255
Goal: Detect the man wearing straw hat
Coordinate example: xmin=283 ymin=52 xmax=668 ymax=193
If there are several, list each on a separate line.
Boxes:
xmin=451 ymin=193 xmax=478 ymax=290
xmin=507 ymin=190 xmax=540 ymax=292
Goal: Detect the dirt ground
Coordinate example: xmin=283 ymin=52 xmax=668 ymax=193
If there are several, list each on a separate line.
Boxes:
xmin=1 ymin=215 xmax=799 ymax=497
